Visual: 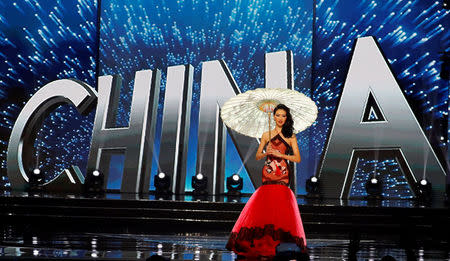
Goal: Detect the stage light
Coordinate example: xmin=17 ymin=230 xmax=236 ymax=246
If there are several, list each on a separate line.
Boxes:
xmin=306 ymin=175 xmax=320 ymax=198
xmin=415 ymin=178 xmax=432 ymax=202
xmin=28 ymin=168 xmax=44 ymax=191
xmin=226 ymin=174 xmax=243 ymax=196
xmin=365 ymin=175 xmax=382 ymax=199
xmin=84 ymin=169 xmax=104 ymax=195
xmin=89 ymin=170 xmax=104 ymax=187
xmin=154 ymin=172 xmax=171 ymax=195
xmin=192 ymin=173 xmax=208 ymax=195
xmin=30 ymin=168 xmax=43 ymax=183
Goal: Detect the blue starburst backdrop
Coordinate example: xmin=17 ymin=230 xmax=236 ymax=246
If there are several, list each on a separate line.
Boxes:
xmin=0 ymin=0 xmax=98 ymax=187
xmin=99 ymin=0 xmax=314 ymax=193
xmin=349 ymin=158 xmax=414 ymax=198
xmin=312 ymin=0 xmax=448 ymax=198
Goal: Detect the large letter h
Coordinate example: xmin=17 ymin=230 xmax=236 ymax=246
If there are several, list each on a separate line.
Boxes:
xmin=87 ymin=70 xmax=161 ymax=193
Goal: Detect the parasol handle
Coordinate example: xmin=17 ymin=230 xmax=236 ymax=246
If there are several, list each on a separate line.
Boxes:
xmin=267 ymin=111 xmax=271 ymax=159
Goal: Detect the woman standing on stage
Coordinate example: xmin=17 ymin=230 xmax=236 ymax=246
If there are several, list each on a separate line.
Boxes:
xmin=226 ymin=104 xmax=307 ymax=258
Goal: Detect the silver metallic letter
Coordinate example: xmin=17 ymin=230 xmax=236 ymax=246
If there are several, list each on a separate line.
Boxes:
xmin=7 ymin=79 xmax=97 ymax=191
xmin=265 ymin=50 xmax=294 ymax=90
xmin=197 ymin=60 xmax=239 ymax=195
xmin=87 ymin=70 xmax=160 ymax=193
xmin=159 ymin=65 xmax=193 ymax=194
xmin=197 ymin=51 xmax=295 ymax=195
xmin=318 ymin=36 xmax=447 ymax=198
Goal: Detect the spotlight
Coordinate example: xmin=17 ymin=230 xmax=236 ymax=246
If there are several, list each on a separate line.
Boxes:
xmin=28 ymin=168 xmax=44 ymax=191
xmin=154 ymin=172 xmax=172 ymax=195
xmin=365 ymin=175 xmax=382 ymax=199
xmin=415 ymin=178 xmax=432 ymax=202
xmin=192 ymin=173 xmax=207 ymax=195
xmin=226 ymin=174 xmax=243 ymax=196
xmin=30 ymin=168 xmax=43 ymax=182
xmin=305 ymin=175 xmax=320 ymax=198
xmin=84 ymin=169 xmax=104 ymax=195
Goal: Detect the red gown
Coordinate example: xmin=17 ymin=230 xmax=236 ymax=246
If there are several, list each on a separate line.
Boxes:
xmin=226 ymin=133 xmax=307 ymax=257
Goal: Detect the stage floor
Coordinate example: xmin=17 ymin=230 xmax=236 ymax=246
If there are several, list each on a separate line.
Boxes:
xmin=0 ymin=191 xmax=449 ymax=260
xmin=1 ymin=231 xmax=450 ymax=260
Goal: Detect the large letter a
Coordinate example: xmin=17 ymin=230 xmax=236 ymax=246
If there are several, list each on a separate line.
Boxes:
xmin=318 ymin=36 xmax=446 ymax=199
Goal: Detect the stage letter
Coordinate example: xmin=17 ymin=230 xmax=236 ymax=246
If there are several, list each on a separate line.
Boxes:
xmin=159 ymin=65 xmax=193 ymax=194
xmin=87 ymin=70 xmax=160 ymax=193
xmin=7 ymin=79 xmax=97 ymax=191
xmin=318 ymin=36 xmax=446 ymax=199
xmin=197 ymin=50 xmax=295 ymax=194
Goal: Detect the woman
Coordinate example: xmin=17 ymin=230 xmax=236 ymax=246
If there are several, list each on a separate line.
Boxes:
xmin=226 ymin=104 xmax=307 ymax=258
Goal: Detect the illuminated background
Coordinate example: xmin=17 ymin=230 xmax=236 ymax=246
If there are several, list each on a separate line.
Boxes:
xmin=312 ymin=0 xmax=449 ymax=198
xmin=0 ymin=0 xmax=448 ymax=197
xmin=98 ymin=0 xmax=313 ymax=193
xmin=0 ymin=0 xmax=98 ymax=189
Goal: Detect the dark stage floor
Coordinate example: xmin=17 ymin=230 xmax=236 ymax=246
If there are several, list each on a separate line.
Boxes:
xmin=1 ymin=231 xmax=450 ymax=260
xmin=0 ymin=191 xmax=449 ymax=260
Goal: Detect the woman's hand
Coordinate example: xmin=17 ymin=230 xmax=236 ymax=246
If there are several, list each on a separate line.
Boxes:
xmin=266 ymin=144 xmax=283 ymax=158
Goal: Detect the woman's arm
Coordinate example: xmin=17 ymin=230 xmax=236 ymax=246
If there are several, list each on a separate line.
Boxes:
xmin=288 ymin=136 xmax=301 ymax=162
xmin=255 ymin=132 xmax=269 ymax=160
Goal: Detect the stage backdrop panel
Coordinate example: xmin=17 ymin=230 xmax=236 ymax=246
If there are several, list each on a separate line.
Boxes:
xmin=312 ymin=0 xmax=448 ymax=198
xmin=0 ymin=0 xmax=98 ymax=188
xmin=99 ymin=0 xmax=314 ymax=193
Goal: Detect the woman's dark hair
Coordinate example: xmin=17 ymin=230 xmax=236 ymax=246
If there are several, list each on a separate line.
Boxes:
xmin=274 ymin=104 xmax=294 ymax=138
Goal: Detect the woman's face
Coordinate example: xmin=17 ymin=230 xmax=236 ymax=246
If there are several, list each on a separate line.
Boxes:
xmin=274 ymin=109 xmax=287 ymax=127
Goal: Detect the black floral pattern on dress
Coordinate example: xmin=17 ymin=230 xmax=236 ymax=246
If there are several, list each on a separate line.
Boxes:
xmin=226 ymin=224 xmax=307 ymax=253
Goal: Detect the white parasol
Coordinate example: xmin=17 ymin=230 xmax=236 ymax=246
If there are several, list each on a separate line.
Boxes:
xmin=220 ymin=88 xmax=318 ymax=138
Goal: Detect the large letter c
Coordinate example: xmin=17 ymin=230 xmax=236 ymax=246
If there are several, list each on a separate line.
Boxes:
xmin=7 ymin=79 xmax=97 ymax=190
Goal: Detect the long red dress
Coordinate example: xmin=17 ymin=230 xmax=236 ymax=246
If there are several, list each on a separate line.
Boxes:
xmin=226 ymin=133 xmax=307 ymax=257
